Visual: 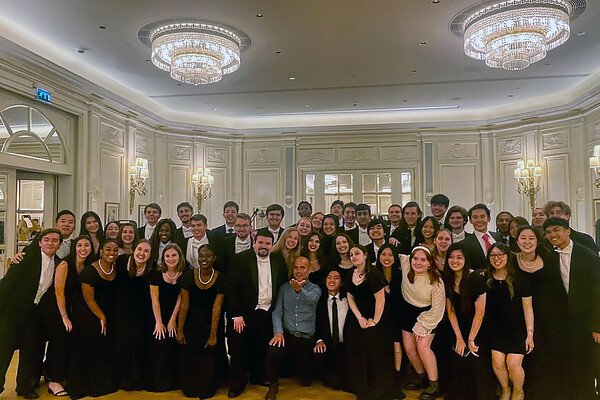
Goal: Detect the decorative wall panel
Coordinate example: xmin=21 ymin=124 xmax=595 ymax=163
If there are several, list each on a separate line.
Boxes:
xmin=380 ymin=146 xmax=418 ymax=161
xmin=438 ymin=143 xmax=478 ymax=160
xmin=246 ymin=149 xmax=280 ymax=165
xmin=100 ymin=123 xmax=124 ymax=147
xmin=545 ymin=156 xmax=569 ymax=205
xmin=542 ymin=132 xmax=568 ymax=150
xmin=207 ymin=147 xmax=227 ymax=164
xmin=339 ymin=146 xmax=377 ymax=162
xmin=498 ymin=137 xmax=522 ymax=157
xmin=168 ymin=144 xmax=191 ymax=161
xmin=297 ymin=148 xmax=335 ymax=163
xmin=440 ymin=165 xmax=477 ymax=208
xmin=100 ymin=150 xmax=123 ymax=206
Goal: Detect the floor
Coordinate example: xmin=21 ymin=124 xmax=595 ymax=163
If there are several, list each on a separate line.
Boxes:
xmin=1 ymin=353 xmax=436 ymax=400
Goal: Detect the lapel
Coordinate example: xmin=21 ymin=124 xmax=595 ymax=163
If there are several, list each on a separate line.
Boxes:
xmin=270 ymin=253 xmax=279 ymax=290
xmin=249 ymin=252 xmax=258 ymax=292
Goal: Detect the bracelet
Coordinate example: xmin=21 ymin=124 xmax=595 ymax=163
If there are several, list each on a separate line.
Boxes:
xmin=358 ymin=316 xmax=363 ymax=321
xmin=527 ymin=329 xmax=534 ymax=333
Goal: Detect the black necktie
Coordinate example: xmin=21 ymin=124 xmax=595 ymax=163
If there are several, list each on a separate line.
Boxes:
xmin=228 ymin=228 xmax=234 ymax=234
xmin=332 ymin=297 xmax=339 ymax=345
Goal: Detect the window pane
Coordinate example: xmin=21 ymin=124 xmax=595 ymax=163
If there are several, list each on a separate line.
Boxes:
xmin=401 ymin=193 xmax=412 ymax=206
xmin=340 ymin=194 xmax=353 ymax=204
xmin=363 ymin=195 xmax=378 ymax=214
xmin=305 ymin=173 xmax=315 ymax=195
xmin=379 ymin=195 xmax=392 ymax=214
xmin=3 ymin=105 xmax=29 ymax=133
xmin=324 ymin=174 xmax=338 ymax=194
xmin=31 ymin=109 xmax=53 ymax=139
xmin=401 ymin=172 xmax=412 ymax=193
xmin=379 ymin=173 xmax=392 ymax=193
xmin=339 ymin=174 xmax=353 ymax=193
xmin=362 ymin=174 xmax=377 ymax=193
xmin=325 ymin=194 xmax=339 ymax=208
xmin=18 ymin=180 xmax=44 ymax=210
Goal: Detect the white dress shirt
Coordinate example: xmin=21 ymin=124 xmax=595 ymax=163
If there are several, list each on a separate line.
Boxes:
xmin=235 ymin=236 xmax=252 ymax=254
xmin=358 ymin=226 xmax=371 ymax=246
xmin=55 ymin=238 xmax=71 ymax=259
xmin=35 ymin=251 xmax=55 ymax=304
xmin=226 ymin=224 xmax=235 ymax=234
xmin=181 ymin=225 xmax=193 ymax=239
xmin=268 ymin=227 xmax=281 ymax=243
xmin=556 ymin=240 xmax=574 ymax=293
xmin=256 ymin=255 xmax=273 ymax=311
xmin=452 ymin=231 xmax=466 ymax=243
xmin=158 ymin=241 xmax=169 ymax=262
xmin=328 ymin=293 xmax=348 ymax=342
xmin=144 ymin=223 xmax=157 ymax=240
xmin=474 ymin=230 xmax=496 ymax=252
xmin=186 ymin=235 xmax=209 ymax=268
xmin=389 ymin=224 xmax=400 ymax=236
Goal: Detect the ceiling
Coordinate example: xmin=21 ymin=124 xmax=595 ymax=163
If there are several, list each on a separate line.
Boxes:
xmin=0 ymin=0 xmax=600 ymax=130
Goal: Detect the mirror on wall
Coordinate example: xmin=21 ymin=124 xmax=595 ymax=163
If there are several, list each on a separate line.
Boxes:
xmin=16 ymin=179 xmax=45 ymax=248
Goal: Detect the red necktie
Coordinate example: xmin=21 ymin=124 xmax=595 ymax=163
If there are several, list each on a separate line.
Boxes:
xmin=483 ymin=233 xmax=492 ymax=251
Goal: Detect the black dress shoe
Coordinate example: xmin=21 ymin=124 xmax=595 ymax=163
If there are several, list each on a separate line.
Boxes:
xmin=264 ymin=383 xmax=279 ymax=400
xmin=419 ymin=386 xmax=441 ymax=400
xmin=228 ymin=389 xmax=243 ymax=398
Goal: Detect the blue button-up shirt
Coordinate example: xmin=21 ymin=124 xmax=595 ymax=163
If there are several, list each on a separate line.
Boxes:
xmin=272 ymin=280 xmax=321 ymax=336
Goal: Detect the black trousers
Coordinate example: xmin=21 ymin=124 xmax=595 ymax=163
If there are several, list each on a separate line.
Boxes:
xmin=266 ymin=332 xmax=314 ymax=386
xmin=313 ymin=342 xmax=348 ymax=391
xmin=227 ymin=309 xmax=272 ymax=391
xmin=0 ymin=313 xmax=27 ymax=394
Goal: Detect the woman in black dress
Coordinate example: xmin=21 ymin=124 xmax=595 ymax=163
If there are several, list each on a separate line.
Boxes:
xmin=66 ymin=239 xmax=120 ymax=399
xmin=149 ymin=218 xmax=178 ymax=267
xmin=104 ymin=221 xmax=120 ymax=240
xmin=415 ymin=217 xmax=440 ymax=254
xmin=346 ymin=244 xmax=392 ymax=400
xmin=177 ymin=244 xmax=227 ymax=398
xmin=485 ymin=242 xmax=534 ymax=400
xmin=147 ymin=243 xmax=184 ymax=392
xmin=508 ymin=216 xmax=529 ymax=254
xmin=375 ymin=244 xmax=405 ymax=399
xmin=117 ymin=222 xmax=137 ymax=256
xmin=331 ymin=233 xmax=355 ymax=279
xmin=319 ymin=214 xmax=339 ymax=259
xmin=442 ymin=243 xmax=495 ymax=400
xmin=114 ymin=239 xmax=152 ymax=390
xmin=45 ymin=236 xmax=93 ymax=396
xmin=515 ymin=225 xmax=568 ymax=400
xmin=79 ymin=211 xmax=105 ymax=259
xmin=302 ymin=231 xmax=329 ymax=287
xmin=271 ymin=227 xmax=301 ymax=276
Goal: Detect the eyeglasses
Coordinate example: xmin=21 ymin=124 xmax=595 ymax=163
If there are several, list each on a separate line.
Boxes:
xmin=489 ymin=253 xmax=507 ymax=260
xmin=235 ymin=224 xmax=250 ymax=229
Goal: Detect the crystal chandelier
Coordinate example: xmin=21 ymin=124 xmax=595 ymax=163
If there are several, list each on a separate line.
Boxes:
xmin=140 ymin=20 xmax=248 ymax=85
xmin=452 ymin=0 xmax=586 ymax=71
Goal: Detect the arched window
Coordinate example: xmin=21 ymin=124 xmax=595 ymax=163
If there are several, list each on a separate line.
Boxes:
xmin=0 ymin=105 xmax=66 ymax=163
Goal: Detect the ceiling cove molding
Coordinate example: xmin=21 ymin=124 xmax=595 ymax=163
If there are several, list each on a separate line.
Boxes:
xmin=1 ymin=34 xmax=600 ymax=139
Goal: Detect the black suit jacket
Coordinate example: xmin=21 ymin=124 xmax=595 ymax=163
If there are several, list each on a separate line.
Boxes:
xmin=137 ymin=225 xmax=151 ymax=240
xmin=461 ymin=231 xmax=503 ymax=270
xmin=315 ymin=294 xmax=349 ymax=348
xmin=211 ymin=224 xmax=236 ymax=245
xmin=344 ymin=226 xmax=359 ymax=246
xmin=226 ymin=249 xmax=288 ymax=318
xmin=566 ymin=242 xmax=600 ymax=335
xmin=570 ymin=229 xmax=598 ymax=253
xmin=216 ymin=235 xmax=255 ymax=273
xmin=390 ymin=226 xmax=414 ymax=255
xmin=0 ymin=249 xmax=59 ymax=319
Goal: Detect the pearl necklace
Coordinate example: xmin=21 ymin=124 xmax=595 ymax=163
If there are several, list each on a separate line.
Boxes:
xmin=517 ymin=253 xmax=542 ymax=272
xmin=98 ymin=260 xmax=114 ymax=275
xmin=165 ymin=270 xmax=181 ymax=281
xmin=199 ymin=268 xmax=215 ymax=285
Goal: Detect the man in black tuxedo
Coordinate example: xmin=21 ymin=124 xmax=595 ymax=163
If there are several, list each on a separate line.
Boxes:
xmin=217 ymin=213 xmax=253 ymax=273
xmin=387 ymin=204 xmax=403 ymax=238
xmin=544 ymin=218 xmax=600 ymax=399
xmin=137 ymin=203 xmax=162 ymax=240
xmin=226 ymin=230 xmax=288 ymax=398
xmin=461 ymin=203 xmax=502 ymax=270
xmin=313 ymin=269 xmax=349 ymax=391
xmin=445 ymin=205 xmax=472 ymax=243
xmin=342 ymin=202 xmax=359 ymax=245
xmin=264 ymin=204 xmax=285 ymax=244
xmin=0 ymin=229 xmax=62 ymax=399
xmin=356 ymin=203 xmax=372 ymax=246
xmin=174 ymin=202 xmax=194 ymax=244
xmin=495 ymin=211 xmax=513 ymax=244
xmin=391 ymin=201 xmax=423 ymax=255
xmin=430 ymin=194 xmax=449 ymax=226
xmin=181 ymin=214 xmax=215 ymax=269
xmin=297 ymin=201 xmax=312 ymax=221
xmin=366 ymin=218 xmax=389 ymax=265
xmin=211 ymin=201 xmax=239 ymax=243
xmin=330 ymin=200 xmax=345 ymax=228
xmin=543 ymin=200 xmax=599 ymax=252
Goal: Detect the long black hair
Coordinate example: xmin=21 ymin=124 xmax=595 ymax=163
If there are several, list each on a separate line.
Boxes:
xmin=79 ymin=211 xmax=105 ymax=243
xmin=442 ymin=242 xmax=473 ymax=315
xmin=485 ymin=242 xmax=516 ymax=299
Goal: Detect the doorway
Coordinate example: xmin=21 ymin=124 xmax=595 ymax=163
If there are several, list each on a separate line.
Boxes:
xmin=15 ymin=172 xmax=56 ymax=252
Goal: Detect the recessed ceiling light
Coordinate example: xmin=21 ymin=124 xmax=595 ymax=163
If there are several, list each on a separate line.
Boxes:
xmin=419 ymin=41 xmax=428 ymax=46
xmin=98 ymin=25 xmax=106 ymax=29
xmin=451 ymin=97 xmax=462 ymax=101
xmin=289 ymin=76 xmax=296 ymax=80
xmin=544 ymin=63 xmax=550 ymax=66
xmin=256 ymin=13 xmax=263 ymax=17
xmin=411 ymin=70 xmax=417 ymax=73
xmin=275 ymin=51 xmax=282 ymax=55
xmin=177 ymin=83 xmax=182 ymax=86
xmin=76 ymin=48 xmax=86 ymax=54
xmin=508 ymin=94 xmax=514 ymax=97
xmin=145 ymin=59 xmax=151 ymax=62
xmin=577 ymin=31 xmax=586 ymax=36
xmin=353 ymin=103 xmax=358 ymax=107
xmin=256 ymin=106 xmax=265 ymax=109
xmin=213 ymin=108 xmax=218 ymax=111
xmin=432 ymin=0 xmax=440 ymax=3
xmin=403 ymin=99 xmax=408 ymax=103
xmin=305 ymin=104 xmax=310 ymax=108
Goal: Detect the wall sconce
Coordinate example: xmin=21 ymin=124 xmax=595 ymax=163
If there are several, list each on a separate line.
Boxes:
xmin=514 ymin=159 xmax=542 ymax=210
xmin=192 ymin=167 xmax=214 ymax=211
xmin=129 ymin=157 xmax=149 ymax=214
xmin=589 ymin=145 xmax=600 ymax=188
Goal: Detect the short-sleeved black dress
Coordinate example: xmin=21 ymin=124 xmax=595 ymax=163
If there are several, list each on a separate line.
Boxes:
xmin=146 ymin=269 xmax=181 ymax=392
xmin=66 ymin=264 xmax=120 ymax=399
xmin=345 ymin=267 xmax=393 ymax=400
xmin=113 ymin=255 xmax=152 ymax=390
xmin=486 ymin=274 xmax=531 ymax=354
xmin=178 ymin=269 xmax=228 ymax=398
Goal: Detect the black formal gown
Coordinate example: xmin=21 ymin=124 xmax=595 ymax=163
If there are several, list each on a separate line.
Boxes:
xmin=178 ymin=269 xmax=228 ymax=398
xmin=345 ymin=267 xmax=393 ymax=400
xmin=445 ymin=272 xmax=496 ymax=400
xmin=146 ymin=269 xmax=181 ymax=392
xmin=113 ymin=255 xmax=152 ymax=390
xmin=517 ymin=254 xmax=569 ymax=400
xmin=486 ymin=275 xmax=531 ymax=354
xmin=66 ymin=265 xmax=120 ymax=399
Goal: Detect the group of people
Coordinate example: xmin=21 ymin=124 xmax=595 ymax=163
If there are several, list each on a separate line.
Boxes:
xmin=0 ymin=196 xmax=599 ymax=400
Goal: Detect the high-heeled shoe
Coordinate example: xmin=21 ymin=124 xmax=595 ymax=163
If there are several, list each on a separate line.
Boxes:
xmin=47 ymin=387 xmax=68 ymax=397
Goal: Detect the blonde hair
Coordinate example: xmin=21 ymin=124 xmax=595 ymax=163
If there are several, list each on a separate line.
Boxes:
xmin=272 ymin=227 xmax=301 ymax=276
